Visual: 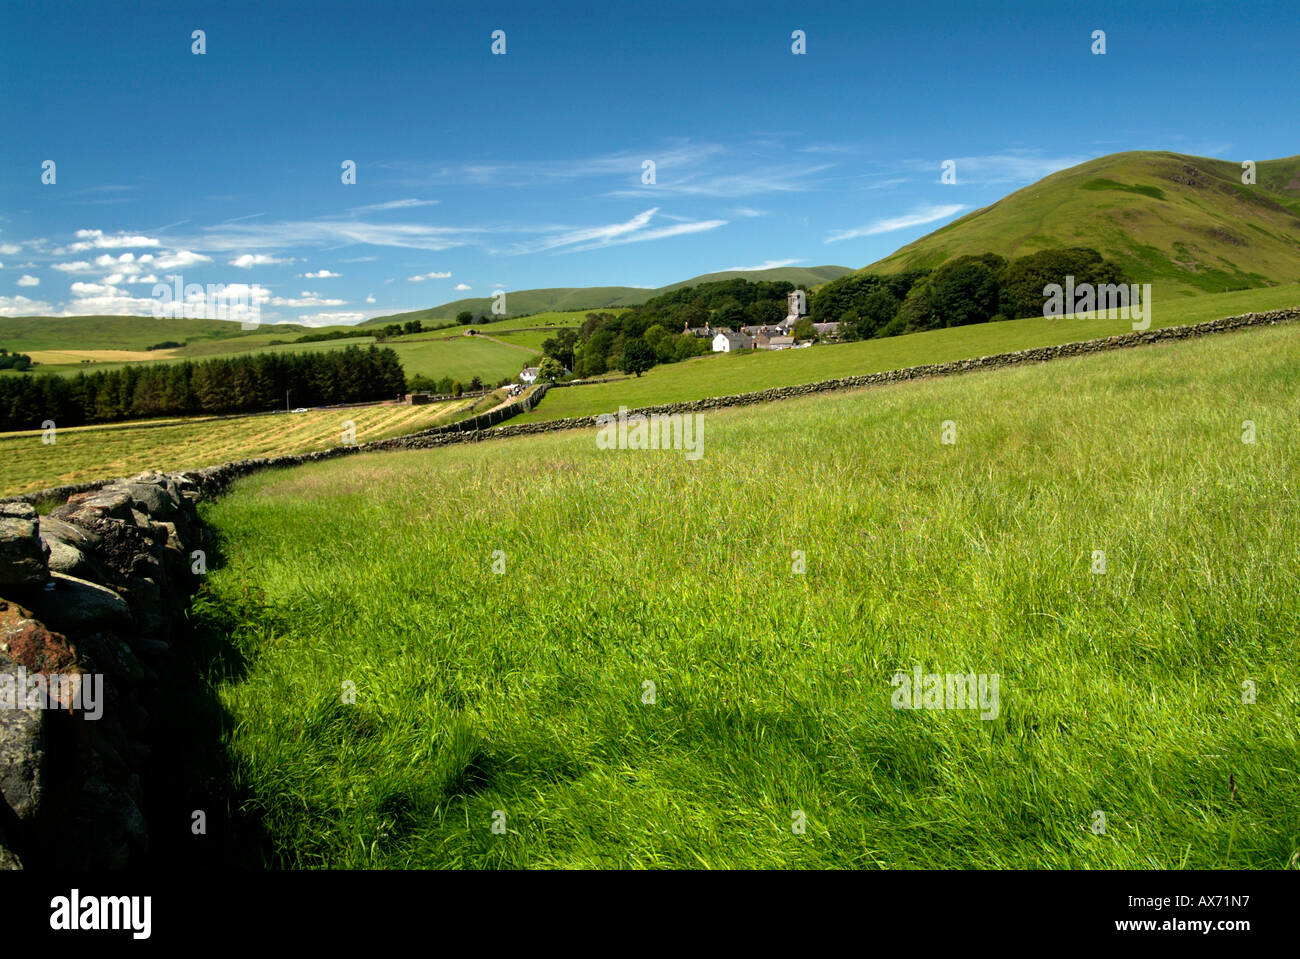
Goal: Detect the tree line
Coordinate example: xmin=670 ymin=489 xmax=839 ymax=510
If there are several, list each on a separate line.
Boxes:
xmin=810 ymin=248 xmax=1128 ymax=339
xmin=0 ymin=348 xmax=34 ymax=372
xmin=0 ymin=345 xmax=407 ymax=432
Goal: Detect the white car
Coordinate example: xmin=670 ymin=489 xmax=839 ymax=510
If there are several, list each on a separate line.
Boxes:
xmin=291 ymin=407 xmax=309 ymax=414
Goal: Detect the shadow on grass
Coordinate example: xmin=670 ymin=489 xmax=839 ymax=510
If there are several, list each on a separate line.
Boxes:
xmin=137 ymin=532 xmax=280 ymax=869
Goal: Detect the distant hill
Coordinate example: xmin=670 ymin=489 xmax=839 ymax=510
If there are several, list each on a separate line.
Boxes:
xmin=652 ymin=264 xmax=855 ymax=294
xmin=0 ymin=266 xmax=851 ymax=355
xmin=864 ymin=151 xmax=1300 ymax=296
xmin=361 ymin=265 xmax=854 ymax=326
xmin=0 ymin=314 xmax=318 ymax=352
xmin=362 ymin=287 xmax=654 ymax=327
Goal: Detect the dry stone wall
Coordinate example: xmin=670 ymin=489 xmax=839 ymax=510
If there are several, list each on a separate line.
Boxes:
xmin=0 ymin=472 xmax=209 ymax=868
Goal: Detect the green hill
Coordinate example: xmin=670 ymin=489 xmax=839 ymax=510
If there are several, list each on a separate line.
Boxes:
xmin=361 ymin=287 xmax=653 ymax=327
xmin=865 ymin=151 xmax=1300 ymax=296
xmin=361 ymin=265 xmax=853 ymax=327
xmin=0 ymin=314 xmax=323 ymax=352
xmin=653 ymin=264 xmax=854 ymax=294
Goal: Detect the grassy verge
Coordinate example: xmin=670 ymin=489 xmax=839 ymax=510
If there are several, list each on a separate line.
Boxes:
xmin=193 ymin=321 xmax=1300 ymax=868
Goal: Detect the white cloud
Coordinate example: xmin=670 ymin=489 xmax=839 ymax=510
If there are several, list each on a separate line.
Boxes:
xmin=294 ymin=311 xmax=368 ymax=327
xmin=199 ymin=219 xmax=481 ymax=253
xmin=725 ymin=259 xmax=802 ymax=272
xmin=152 ymin=250 xmax=213 ymax=271
xmin=0 ymin=295 xmax=51 ymax=316
xmin=825 ymin=204 xmax=967 ymax=242
xmin=503 ymin=207 xmax=727 ymax=255
xmin=606 ymin=164 xmax=832 ymax=199
xmin=365 ymin=294 xmax=376 ymax=303
xmin=53 ymin=260 xmax=95 ymax=273
xmin=230 ymin=253 xmax=292 ymax=268
xmin=454 ymin=283 xmax=471 ymax=291
xmin=0 ymin=244 xmax=20 ymax=256
xmin=349 ymin=198 xmax=440 ymax=213
xmin=564 ymin=217 xmax=726 ymax=254
xmin=270 ymin=292 xmax=346 ymax=307
xmin=16 ymin=275 xmax=40 ymax=287
xmin=301 ymin=269 xmax=340 ymax=278
xmin=64 ymin=229 xmax=161 ymax=253
xmin=61 ymin=282 xmax=157 ymax=316
xmin=938 ymin=152 xmax=1088 ymax=186
xmin=408 ymin=271 xmax=451 ymax=282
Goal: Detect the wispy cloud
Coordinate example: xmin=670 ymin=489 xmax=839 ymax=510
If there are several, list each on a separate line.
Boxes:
xmin=408 ymin=270 xmax=452 ymax=282
xmin=607 ymin=163 xmax=832 ymax=198
xmin=936 ymin=151 xmax=1087 ymax=186
xmin=826 ymin=204 xmax=967 ymax=242
xmin=196 ymin=219 xmax=482 ymax=253
xmin=350 ymin=198 xmax=440 ymax=213
xmin=499 ymin=207 xmax=726 ymax=255
xmin=725 ymin=259 xmax=802 ymax=271
xmin=379 ymin=142 xmax=724 ymax=188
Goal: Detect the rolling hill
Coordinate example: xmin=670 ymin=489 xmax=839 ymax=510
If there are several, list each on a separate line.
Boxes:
xmin=865 ymin=151 xmax=1300 ymax=296
xmin=360 ymin=265 xmax=854 ymax=326
xmin=0 ymin=314 xmax=324 ymax=352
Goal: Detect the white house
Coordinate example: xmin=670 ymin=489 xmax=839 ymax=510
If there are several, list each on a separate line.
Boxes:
xmin=519 ymin=366 xmax=539 ymax=384
xmin=712 ymin=331 xmax=754 ymax=353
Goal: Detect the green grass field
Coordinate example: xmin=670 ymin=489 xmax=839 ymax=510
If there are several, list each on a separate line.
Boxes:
xmin=191 ymin=320 xmax=1300 ymax=868
xmin=519 ymin=283 xmax=1300 ymax=423
xmin=0 ymin=400 xmax=468 ymax=495
xmin=0 ymin=311 xmax=601 ymax=382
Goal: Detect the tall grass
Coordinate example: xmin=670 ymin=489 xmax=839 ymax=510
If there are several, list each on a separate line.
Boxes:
xmin=194 ymin=323 xmax=1300 ymax=868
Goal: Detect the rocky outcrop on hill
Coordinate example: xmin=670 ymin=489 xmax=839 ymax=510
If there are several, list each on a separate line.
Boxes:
xmin=0 ymin=471 xmax=209 ymax=869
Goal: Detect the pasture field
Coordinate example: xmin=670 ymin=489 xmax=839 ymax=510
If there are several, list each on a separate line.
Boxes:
xmin=519 ymin=283 xmax=1300 ymax=422
xmin=192 ymin=321 xmax=1300 ymax=868
xmin=1 ymin=310 xmax=602 ymax=382
xmin=388 ymin=335 xmax=536 ymax=384
xmin=0 ymin=400 xmax=468 ymax=496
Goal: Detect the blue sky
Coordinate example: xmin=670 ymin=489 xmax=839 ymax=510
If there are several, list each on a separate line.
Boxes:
xmin=0 ymin=0 xmax=1295 ymax=324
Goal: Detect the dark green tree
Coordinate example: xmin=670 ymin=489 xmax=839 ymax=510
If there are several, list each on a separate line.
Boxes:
xmin=618 ymin=338 xmax=656 ymax=377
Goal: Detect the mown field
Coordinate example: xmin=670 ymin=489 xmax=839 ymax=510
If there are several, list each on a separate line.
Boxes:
xmin=0 ymin=400 xmax=469 ymax=495
xmin=519 ymin=283 xmax=1300 ymax=422
xmin=192 ymin=321 xmax=1300 ymax=868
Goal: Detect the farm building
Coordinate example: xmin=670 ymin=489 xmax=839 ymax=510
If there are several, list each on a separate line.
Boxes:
xmin=712 ymin=331 xmax=754 ymax=352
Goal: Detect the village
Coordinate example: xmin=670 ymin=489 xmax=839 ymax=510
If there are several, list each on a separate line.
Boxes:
xmin=516 ymin=289 xmax=837 ymax=386
xmin=684 ymin=289 xmax=841 ymax=353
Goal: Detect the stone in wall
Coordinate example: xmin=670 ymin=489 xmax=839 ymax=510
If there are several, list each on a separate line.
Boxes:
xmin=0 ymin=503 xmax=49 ymax=588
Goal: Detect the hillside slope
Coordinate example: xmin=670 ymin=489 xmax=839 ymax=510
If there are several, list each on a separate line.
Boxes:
xmin=362 ymin=265 xmax=853 ymax=326
xmin=0 ymin=314 xmax=320 ymax=352
xmin=866 ymin=152 xmax=1300 ymax=296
